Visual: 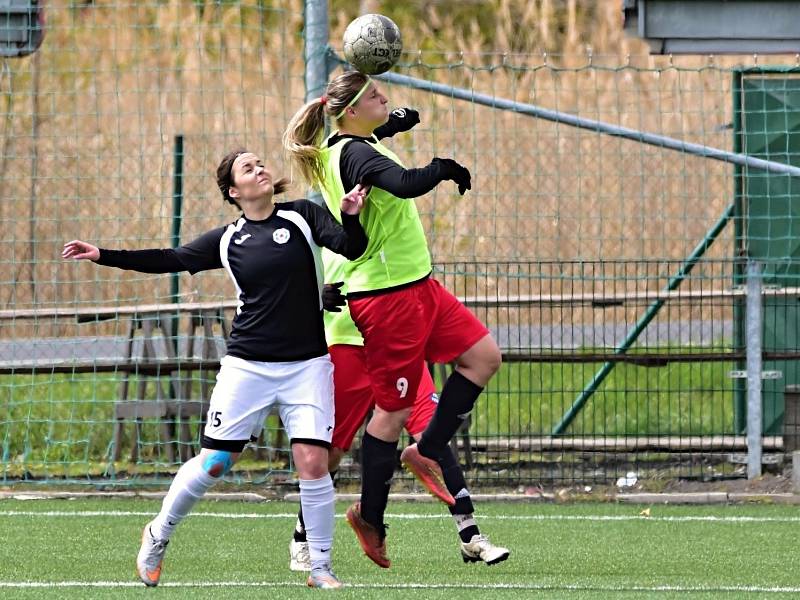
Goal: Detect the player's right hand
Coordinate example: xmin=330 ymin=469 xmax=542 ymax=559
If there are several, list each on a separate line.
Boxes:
xmin=432 ymin=157 xmax=472 ymax=195
xmin=62 ymin=240 xmax=100 ymax=262
xmin=390 ymin=108 xmax=420 ymax=132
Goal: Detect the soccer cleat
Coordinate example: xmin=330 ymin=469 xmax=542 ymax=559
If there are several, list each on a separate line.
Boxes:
xmin=400 ymin=443 xmax=455 ymax=506
xmin=289 ymin=539 xmax=312 ymax=572
xmin=306 ymin=565 xmax=343 ymax=589
xmin=460 ymin=534 xmax=510 ymax=566
xmin=136 ymin=522 xmax=169 ymax=587
xmin=345 ymin=502 xmax=390 ymax=568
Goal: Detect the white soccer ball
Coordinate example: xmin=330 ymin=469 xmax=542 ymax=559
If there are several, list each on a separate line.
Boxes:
xmin=343 ymin=14 xmax=402 ymax=76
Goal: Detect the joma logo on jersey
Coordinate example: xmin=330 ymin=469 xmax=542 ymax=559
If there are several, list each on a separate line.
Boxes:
xmin=273 ymin=228 xmax=290 ymax=244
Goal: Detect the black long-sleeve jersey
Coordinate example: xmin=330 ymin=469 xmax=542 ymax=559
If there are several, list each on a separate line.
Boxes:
xmin=328 ymin=112 xmax=451 ymax=198
xmin=96 ymin=200 xmax=367 ymax=362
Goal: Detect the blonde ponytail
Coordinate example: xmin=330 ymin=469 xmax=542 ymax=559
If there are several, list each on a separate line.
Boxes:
xmin=283 ymin=71 xmax=372 ymax=188
xmin=282 ymin=99 xmax=327 ymax=188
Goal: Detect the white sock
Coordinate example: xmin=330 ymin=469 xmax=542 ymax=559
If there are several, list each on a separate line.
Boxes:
xmin=299 ymin=475 xmax=335 ymax=570
xmin=150 ymin=455 xmax=218 ymax=540
xmin=454 ymin=512 xmax=478 ymax=536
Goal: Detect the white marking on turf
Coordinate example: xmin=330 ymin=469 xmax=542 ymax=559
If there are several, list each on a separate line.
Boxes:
xmin=1 ymin=510 xmax=800 ymax=524
xmin=0 ymin=581 xmax=798 ymax=593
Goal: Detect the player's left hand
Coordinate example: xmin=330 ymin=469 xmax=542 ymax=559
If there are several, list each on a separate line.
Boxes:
xmin=340 ymin=183 xmax=369 ymax=215
xmin=390 ymin=108 xmax=420 ymax=132
xmin=432 ymin=158 xmax=472 ymax=196
xmin=322 ymin=281 xmax=346 ymax=312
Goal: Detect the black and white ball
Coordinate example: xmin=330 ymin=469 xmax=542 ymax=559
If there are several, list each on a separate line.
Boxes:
xmin=343 ymin=14 xmax=402 ymax=75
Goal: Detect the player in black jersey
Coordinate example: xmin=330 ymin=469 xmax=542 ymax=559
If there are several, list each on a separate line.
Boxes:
xmin=62 ymin=148 xmax=368 ymax=589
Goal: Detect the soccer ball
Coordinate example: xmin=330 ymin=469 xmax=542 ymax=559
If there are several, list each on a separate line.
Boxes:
xmin=343 ymin=14 xmax=402 ymax=76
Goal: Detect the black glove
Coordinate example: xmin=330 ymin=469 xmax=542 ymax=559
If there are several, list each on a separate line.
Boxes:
xmin=322 ymin=281 xmax=346 ymax=312
xmin=389 ymin=107 xmax=420 ymax=132
xmin=432 ymin=157 xmax=472 ymax=195
xmin=374 ymin=108 xmax=420 ymax=139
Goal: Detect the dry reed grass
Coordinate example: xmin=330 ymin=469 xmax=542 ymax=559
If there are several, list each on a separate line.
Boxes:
xmin=1 ymin=0 xmax=797 ymax=321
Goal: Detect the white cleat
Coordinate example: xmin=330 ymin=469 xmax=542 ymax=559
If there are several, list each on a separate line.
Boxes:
xmin=460 ymin=534 xmax=510 ymax=566
xmin=290 ymin=539 xmax=312 ymax=572
xmin=307 ymin=564 xmax=344 ymax=589
xmin=136 ymin=522 xmax=169 ymax=587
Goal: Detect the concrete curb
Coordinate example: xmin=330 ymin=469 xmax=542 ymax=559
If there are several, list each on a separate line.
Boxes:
xmin=283 ymin=492 xmax=558 ymax=503
xmin=617 ymin=492 xmax=800 ymax=504
xmin=617 ymin=492 xmax=730 ymax=504
xmin=1 ymin=490 xmax=798 ymax=504
xmin=0 ymin=491 xmax=266 ymax=502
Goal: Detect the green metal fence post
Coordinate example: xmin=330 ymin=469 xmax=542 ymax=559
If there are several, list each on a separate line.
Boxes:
xmin=171 ymin=133 xmax=184 ymax=303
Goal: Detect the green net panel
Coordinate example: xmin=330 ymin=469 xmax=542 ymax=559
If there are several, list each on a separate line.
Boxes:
xmin=3 ymin=2 xmax=800 ymax=487
xmin=0 ymin=1 xmax=305 ymax=486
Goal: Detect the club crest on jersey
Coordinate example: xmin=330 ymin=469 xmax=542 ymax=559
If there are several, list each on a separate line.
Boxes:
xmin=273 ymin=228 xmax=290 ymax=244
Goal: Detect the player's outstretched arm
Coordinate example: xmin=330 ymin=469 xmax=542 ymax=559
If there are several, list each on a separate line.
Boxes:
xmin=63 ymin=240 xmax=190 ymax=274
xmin=343 ymin=141 xmax=471 ymax=199
xmin=63 ymin=228 xmax=224 ymax=275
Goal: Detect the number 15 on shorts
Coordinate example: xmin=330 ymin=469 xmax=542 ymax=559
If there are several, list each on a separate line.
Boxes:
xmin=208 ymin=410 xmax=222 ymax=428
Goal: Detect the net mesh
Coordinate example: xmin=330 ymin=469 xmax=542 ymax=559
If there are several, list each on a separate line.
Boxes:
xmin=2 ymin=1 xmax=800 ymax=486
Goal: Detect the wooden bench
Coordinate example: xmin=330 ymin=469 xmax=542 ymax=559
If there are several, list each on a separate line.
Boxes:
xmin=111 ymin=305 xmax=230 ymax=463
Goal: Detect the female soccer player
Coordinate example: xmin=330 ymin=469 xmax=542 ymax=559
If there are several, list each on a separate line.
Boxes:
xmin=62 ymin=149 xmax=368 ymax=589
xmin=284 ymin=72 xmax=502 ymax=566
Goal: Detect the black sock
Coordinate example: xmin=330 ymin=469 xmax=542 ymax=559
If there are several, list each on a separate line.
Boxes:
xmin=437 ymin=445 xmax=475 ymax=516
xmin=459 ymin=526 xmax=480 ymax=543
xmin=418 ymin=371 xmax=483 ymax=459
xmin=294 ymin=506 xmax=306 ymax=542
xmin=437 ymin=446 xmax=479 ymax=542
xmin=360 ymin=432 xmax=398 ymax=529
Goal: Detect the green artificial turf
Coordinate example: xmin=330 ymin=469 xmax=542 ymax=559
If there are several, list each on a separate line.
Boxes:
xmin=1 ymin=498 xmax=798 ymax=599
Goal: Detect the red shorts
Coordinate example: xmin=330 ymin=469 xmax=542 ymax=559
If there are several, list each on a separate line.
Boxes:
xmin=348 ymin=277 xmax=489 ymax=413
xmin=329 ymin=344 xmax=437 ymax=451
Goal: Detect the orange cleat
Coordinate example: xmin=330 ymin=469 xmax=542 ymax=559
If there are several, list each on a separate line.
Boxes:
xmin=400 ymin=443 xmax=455 ymax=505
xmin=345 ymin=502 xmax=390 ymax=568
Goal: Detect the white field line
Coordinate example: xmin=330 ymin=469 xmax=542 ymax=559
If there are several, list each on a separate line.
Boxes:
xmin=0 ymin=510 xmax=799 ymax=523
xmin=0 ymin=580 xmax=798 ymax=594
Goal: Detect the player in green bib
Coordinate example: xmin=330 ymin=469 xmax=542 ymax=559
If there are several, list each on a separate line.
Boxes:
xmin=288 ymin=128 xmax=508 ymax=570
xmin=284 ymin=71 xmax=503 ymax=568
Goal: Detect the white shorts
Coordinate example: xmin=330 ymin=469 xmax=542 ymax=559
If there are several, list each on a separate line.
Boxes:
xmin=202 ymin=354 xmax=335 ymax=450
